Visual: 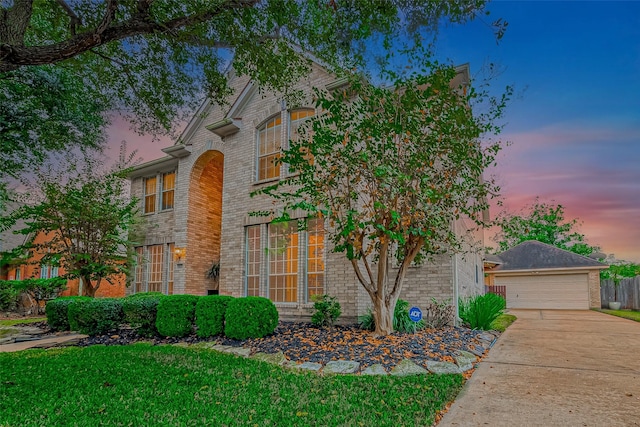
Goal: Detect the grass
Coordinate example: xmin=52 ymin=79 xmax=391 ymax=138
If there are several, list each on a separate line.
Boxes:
xmin=489 ymin=314 xmax=517 ymax=332
xmin=596 ymin=309 xmax=640 ymax=323
xmin=0 ymin=317 xmax=46 ymax=327
xmin=0 ymin=344 xmax=464 ymax=427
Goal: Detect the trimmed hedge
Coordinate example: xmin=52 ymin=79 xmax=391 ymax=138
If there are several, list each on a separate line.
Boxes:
xmin=45 ymin=296 xmax=92 ymax=331
xmin=224 ymin=297 xmax=278 ymax=340
xmin=155 ymin=295 xmax=199 ymax=337
xmin=195 ymin=295 xmax=234 ymax=338
xmin=67 ymin=298 xmax=124 ymax=335
xmin=122 ymin=295 xmax=163 ymax=336
xmin=126 ymin=292 xmax=164 ymax=299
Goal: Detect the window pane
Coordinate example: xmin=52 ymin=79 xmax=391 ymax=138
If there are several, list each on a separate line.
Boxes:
xmin=307 ymin=218 xmax=325 ymax=300
xmin=258 ymin=116 xmax=282 ymax=180
xmin=268 ymin=221 xmax=298 ymax=302
xmin=162 ymin=172 xmax=175 ymax=210
xmin=246 ymin=226 xmax=261 ymax=297
xmin=167 ymin=243 xmax=174 ymax=295
xmin=148 ymin=245 xmax=163 ymax=292
xmin=133 ymin=247 xmax=144 ymax=293
xmin=144 ymin=177 xmax=157 ymax=214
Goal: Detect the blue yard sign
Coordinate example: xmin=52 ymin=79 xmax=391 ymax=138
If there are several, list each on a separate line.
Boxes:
xmin=408 ymin=306 xmax=422 ymax=322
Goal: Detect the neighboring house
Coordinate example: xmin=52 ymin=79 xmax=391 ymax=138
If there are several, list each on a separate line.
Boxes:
xmin=0 ymin=230 xmax=125 ymax=298
xmin=128 ymin=61 xmax=485 ymax=321
xmin=484 ymin=240 xmax=608 ymax=310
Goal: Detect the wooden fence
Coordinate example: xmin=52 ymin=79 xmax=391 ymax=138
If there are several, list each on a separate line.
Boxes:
xmin=485 ymin=285 xmax=506 ymax=300
xmin=600 ymin=276 xmax=640 ymax=310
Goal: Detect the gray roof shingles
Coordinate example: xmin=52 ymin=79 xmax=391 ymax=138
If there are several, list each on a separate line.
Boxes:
xmin=489 ymin=240 xmax=607 ymax=271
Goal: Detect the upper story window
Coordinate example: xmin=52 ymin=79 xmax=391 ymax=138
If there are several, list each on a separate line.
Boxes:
xmin=256 ymin=109 xmax=314 ymax=181
xmin=161 ymin=172 xmax=175 ymax=210
xmin=144 ymin=177 xmax=157 ymax=214
xmin=257 ymin=116 xmax=282 ymax=181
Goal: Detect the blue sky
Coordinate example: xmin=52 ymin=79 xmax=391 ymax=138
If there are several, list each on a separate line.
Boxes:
xmin=110 ymin=1 xmax=640 ymax=262
xmin=434 ymin=0 xmax=640 ymax=261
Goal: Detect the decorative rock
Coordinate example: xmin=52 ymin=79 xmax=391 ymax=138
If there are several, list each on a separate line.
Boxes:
xmin=454 ymin=351 xmax=477 ymax=372
xmin=323 ymin=360 xmax=360 ymax=374
xmin=390 ymin=359 xmax=428 ymax=376
xmin=468 ymin=345 xmax=485 ymax=357
xmin=290 ymin=362 xmax=323 ymax=372
xmin=250 ymin=351 xmax=288 ymax=366
xmin=361 ymin=364 xmax=388 ymax=376
xmin=225 ymin=347 xmax=251 ymax=357
xmin=478 ymin=332 xmax=497 ymax=343
xmin=211 ymin=344 xmax=233 ymax=352
xmin=14 ymin=335 xmax=42 ymax=343
xmin=426 ymin=361 xmax=463 ymax=375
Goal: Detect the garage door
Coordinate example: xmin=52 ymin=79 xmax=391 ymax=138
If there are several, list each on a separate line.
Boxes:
xmin=495 ymin=273 xmax=589 ymax=310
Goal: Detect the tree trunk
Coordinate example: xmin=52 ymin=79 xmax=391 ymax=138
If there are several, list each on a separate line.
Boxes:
xmin=82 ymin=275 xmax=98 ymax=297
xmin=372 ymin=295 xmax=397 ymax=336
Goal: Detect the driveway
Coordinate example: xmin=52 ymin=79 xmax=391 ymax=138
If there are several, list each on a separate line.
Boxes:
xmin=439 ymin=309 xmax=640 ymax=426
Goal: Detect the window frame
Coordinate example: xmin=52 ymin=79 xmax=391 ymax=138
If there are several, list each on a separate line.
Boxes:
xmin=256 ymin=115 xmax=283 ymax=181
xmin=161 ymin=171 xmax=176 ymax=211
xmin=143 ymin=176 xmax=157 ymax=214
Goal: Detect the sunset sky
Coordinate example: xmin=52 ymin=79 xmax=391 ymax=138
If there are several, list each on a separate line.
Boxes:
xmin=107 ymin=1 xmax=640 ymax=262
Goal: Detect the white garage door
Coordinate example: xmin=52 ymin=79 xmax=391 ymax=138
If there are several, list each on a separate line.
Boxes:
xmin=495 ymin=273 xmax=589 ymax=310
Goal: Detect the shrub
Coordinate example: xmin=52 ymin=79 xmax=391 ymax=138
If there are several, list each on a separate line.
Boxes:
xmin=358 ymin=299 xmax=426 ymax=333
xmin=155 ymin=295 xmax=199 ymax=337
xmin=424 ymin=298 xmax=454 ymax=328
xmin=310 ymin=294 xmax=341 ymax=327
xmin=67 ymin=298 xmax=124 ymax=335
xmin=458 ymin=293 xmax=506 ymax=330
xmin=0 ymin=280 xmax=21 ymax=312
xmin=224 ymin=297 xmax=278 ymax=340
xmin=45 ymin=296 xmax=91 ymax=331
xmin=122 ymin=295 xmax=163 ymax=336
xmin=12 ymin=277 xmax=66 ymax=314
xmin=195 ymin=295 xmax=234 ymax=337
xmin=126 ymin=292 xmax=164 ymax=299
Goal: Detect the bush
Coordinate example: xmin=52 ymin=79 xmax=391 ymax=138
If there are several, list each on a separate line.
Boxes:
xmin=122 ymin=295 xmax=163 ymax=336
xmin=458 ymin=293 xmax=506 ymax=330
xmin=155 ymin=295 xmax=199 ymax=337
xmin=12 ymin=277 xmax=66 ymax=314
xmin=224 ymin=297 xmax=278 ymax=340
xmin=358 ymin=299 xmax=426 ymax=333
xmin=67 ymin=298 xmax=124 ymax=335
xmin=195 ymin=295 xmax=234 ymax=337
xmin=126 ymin=292 xmax=164 ymax=299
xmin=0 ymin=280 xmax=21 ymax=312
xmin=310 ymin=294 xmax=341 ymax=327
xmin=45 ymin=296 xmax=91 ymax=331
xmin=424 ymin=298 xmax=454 ymax=328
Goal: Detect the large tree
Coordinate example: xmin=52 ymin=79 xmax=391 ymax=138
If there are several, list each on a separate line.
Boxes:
xmin=492 ymin=198 xmax=599 ymax=256
xmin=256 ymin=62 xmax=510 ymax=335
xmin=6 ymin=152 xmax=139 ymax=297
xmin=0 ymin=0 xmax=501 ymax=207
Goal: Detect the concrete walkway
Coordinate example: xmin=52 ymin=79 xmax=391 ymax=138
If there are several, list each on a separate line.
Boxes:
xmin=0 ymin=334 xmax=87 ymax=352
xmin=439 ymin=309 xmax=640 ymax=427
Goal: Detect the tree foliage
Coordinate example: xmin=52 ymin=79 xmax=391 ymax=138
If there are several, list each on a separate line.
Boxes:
xmin=4 ymin=152 xmax=139 ymax=297
xmin=256 ymin=61 xmax=509 ymax=335
xmin=492 ymin=198 xmax=599 ymax=256
xmin=0 ymin=0 xmax=499 ymax=207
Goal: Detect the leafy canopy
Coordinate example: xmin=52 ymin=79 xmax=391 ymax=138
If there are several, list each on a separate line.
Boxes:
xmin=5 ymin=151 xmax=139 ymax=297
xmin=256 ymin=59 xmax=510 ymax=335
xmin=492 ymin=198 xmax=599 ymax=256
xmin=0 ymin=0 xmax=498 ymax=207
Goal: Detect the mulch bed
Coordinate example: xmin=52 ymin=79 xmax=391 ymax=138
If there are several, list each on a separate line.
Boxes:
xmin=62 ymin=322 xmax=491 ymax=371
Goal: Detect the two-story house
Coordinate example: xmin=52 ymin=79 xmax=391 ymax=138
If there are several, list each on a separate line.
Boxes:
xmin=128 ymin=61 xmax=485 ymax=322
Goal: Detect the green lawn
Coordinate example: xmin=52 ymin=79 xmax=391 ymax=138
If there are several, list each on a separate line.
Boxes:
xmin=597 ymin=309 xmax=640 ymax=323
xmin=0 ymin=317 xmax=45 ymax=327
xmin=0 ymin=344 xmax=463 ymax=426
xmin=490 ymin=313 xmax=517 ymax=332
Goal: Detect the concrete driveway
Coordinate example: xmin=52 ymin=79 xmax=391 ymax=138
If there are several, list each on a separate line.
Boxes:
xmin=439 ymin=310 xmax=640 ymax=427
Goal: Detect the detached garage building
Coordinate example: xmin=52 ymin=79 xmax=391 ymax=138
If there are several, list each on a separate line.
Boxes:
xmin=484 ymin=241 xmax=608 ymax=310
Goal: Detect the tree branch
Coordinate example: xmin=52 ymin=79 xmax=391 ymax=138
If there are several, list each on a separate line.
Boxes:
xmin=0 ymin=0 xmax=259 ymax=73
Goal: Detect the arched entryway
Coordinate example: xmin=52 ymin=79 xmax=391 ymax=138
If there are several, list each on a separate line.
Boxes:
xmin=186 ymin=150 xmax=224 ymax=295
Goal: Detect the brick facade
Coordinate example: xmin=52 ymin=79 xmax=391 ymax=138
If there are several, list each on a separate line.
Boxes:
xmin=128 ymin=63 xmax=486 ymax=321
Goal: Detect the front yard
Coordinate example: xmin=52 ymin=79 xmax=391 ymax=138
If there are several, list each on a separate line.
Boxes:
xmin=0 ymin=344 xmax=463 ymax=426
xmin=596 ymin=308 xmax=640 ymax=323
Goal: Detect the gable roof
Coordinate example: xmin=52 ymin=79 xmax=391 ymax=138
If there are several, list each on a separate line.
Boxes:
xmin=489 ymin=240 xmax=607 ymax=271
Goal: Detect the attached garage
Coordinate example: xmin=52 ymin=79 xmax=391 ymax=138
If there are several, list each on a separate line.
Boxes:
xmin=485 ymin=241 xmax=608 ymax=310
xmin=495 ymin=273 xmax=589 ymax=310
